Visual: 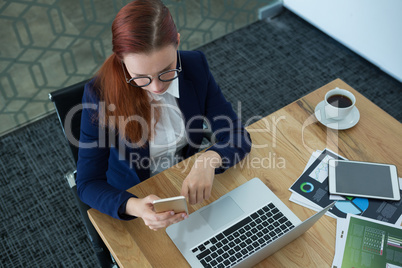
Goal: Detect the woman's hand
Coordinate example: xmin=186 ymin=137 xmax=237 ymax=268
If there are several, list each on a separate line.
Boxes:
xmin=125 ymin=195 xmax=187 ymax=231
xmin=181 ymin=151 xmax=222 ymax=205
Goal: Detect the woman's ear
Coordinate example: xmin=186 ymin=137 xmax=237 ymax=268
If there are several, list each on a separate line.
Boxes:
xmin=177 ymin=33 xmax=181 ymax=48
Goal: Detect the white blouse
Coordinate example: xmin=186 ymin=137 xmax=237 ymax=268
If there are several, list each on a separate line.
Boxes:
xmin=147 ymin=78 xmax=187 ymax=176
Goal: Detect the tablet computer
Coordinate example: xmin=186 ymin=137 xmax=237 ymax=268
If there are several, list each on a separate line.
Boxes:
xmin=328 ymin=159 xmax=400 ymax=201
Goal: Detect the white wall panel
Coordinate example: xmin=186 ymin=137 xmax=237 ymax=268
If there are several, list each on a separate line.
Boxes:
xmin=284 ymin=0 xmax=402 ymax=82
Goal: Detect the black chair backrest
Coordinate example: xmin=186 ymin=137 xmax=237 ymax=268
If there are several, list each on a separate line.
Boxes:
xmin=49 ymin=80 xmax=115 ymax=268
xmin=49 ymin=80 xmax=88 ymax=165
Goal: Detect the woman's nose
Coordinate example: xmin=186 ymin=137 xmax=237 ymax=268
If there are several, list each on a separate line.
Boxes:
xmin=148 ymin=79 xmax=164 ymax=93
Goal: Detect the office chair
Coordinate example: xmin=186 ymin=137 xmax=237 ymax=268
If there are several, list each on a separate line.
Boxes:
xmin=49 ymin=80 xmax=116 ymax=268
xmin=49 ymin=80 xmax=215 ymax=267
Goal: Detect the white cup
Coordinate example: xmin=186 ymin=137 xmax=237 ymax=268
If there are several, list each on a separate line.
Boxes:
xmin=324 ymin=87 xmax=356 ymax=120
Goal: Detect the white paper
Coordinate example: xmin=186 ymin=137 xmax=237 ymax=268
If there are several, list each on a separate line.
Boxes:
xmin=331 ymin=218 xmax=347 ymax=268
xmin=332 ymin=214 xmax=402 ymax=267
xmin=394 ymin=177 xmax=402 ymax=227
xmin=288 ymin=149 xmax=343 ymax=218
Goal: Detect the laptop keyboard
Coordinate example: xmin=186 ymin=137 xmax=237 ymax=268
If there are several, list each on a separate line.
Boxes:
xmin=191 ymin=203 xmax=295 ymax=268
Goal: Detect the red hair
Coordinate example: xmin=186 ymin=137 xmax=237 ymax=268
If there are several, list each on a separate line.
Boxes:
xmin=94 ymin=0 xmax=178 ymax=145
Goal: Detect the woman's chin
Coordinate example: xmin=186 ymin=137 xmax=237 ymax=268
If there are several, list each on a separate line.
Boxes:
xmin=150 ymin=88 xmax=167 ymax=95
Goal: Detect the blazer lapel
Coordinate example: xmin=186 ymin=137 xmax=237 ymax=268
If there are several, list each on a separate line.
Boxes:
xmin=178 ymin=76 xmax=204 ymax=157
xmin=178 ymin=78 xmax=199 ymax=123
xmin=122 ymin=139 xmax=150 ymax=182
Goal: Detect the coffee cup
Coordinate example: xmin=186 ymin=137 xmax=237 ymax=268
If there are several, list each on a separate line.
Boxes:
xmin=324 ymin=87 xmax=356 ymax=120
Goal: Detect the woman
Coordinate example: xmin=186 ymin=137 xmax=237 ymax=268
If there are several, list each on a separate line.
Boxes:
xmin=76 ymin=0 xmax=251 ymax=230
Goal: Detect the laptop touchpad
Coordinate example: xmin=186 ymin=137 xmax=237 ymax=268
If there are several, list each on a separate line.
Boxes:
xmin=200 ymin=196 xmax=244 ymax=230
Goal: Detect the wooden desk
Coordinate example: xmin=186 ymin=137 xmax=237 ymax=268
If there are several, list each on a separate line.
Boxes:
xmin=88 ymin=78 xmax=402 ymax=267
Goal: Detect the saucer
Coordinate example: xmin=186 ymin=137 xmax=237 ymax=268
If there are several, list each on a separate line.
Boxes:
xmin=314 ymin=101 xmax=360 ymax=130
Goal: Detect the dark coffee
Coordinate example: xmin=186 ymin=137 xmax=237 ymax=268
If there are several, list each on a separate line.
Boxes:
xmin=327 ymin=94 xmax=353 ymax=108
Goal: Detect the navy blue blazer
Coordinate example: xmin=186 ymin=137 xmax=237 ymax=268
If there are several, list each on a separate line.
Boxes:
xmin=76 ymin=51 xmax=252 ymax=220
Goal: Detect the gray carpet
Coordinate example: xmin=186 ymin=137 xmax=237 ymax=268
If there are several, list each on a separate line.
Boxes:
xmin=1 ymin=10 xmax=401 ymax=267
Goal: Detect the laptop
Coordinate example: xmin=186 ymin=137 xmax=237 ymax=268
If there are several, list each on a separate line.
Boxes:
xmin=166 ymin=178 xmax=335 ymax=268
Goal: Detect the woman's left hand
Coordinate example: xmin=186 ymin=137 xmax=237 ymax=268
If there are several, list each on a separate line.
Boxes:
xmin=181 ymin=151 xmax=222 ymax=205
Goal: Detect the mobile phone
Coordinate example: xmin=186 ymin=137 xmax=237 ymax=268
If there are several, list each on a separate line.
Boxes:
xmin=328 ymin=159 xmax=400 ymax=201
xmin=152 ymin=196 xmax=188 ymax=214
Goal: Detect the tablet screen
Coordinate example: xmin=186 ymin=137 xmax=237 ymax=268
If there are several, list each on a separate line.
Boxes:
xmin=335 ymin=161 xmax=394 ymax=198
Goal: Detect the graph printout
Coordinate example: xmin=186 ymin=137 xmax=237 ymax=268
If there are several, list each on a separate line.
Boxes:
xmin=290 ymin=149 xmax=402 ymax=223
xmin=309 ymin=155 xmax=334 ymax=183
xmin=337 ymin=215 xmax=402 ymax=268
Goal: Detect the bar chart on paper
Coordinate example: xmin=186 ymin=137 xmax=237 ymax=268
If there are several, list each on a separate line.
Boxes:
xmin=363 ymin=226 xmax=386 ymax=255
xmin=337 ymin=215 xmax=402 ymax=268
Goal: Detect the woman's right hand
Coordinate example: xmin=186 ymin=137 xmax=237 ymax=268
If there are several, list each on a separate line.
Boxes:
xmin=125 ymin=195 xmax=188 ymax=231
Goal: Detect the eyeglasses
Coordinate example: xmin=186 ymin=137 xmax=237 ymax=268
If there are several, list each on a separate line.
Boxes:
xmin=122 ymin=51 xmax=182 ymax=88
